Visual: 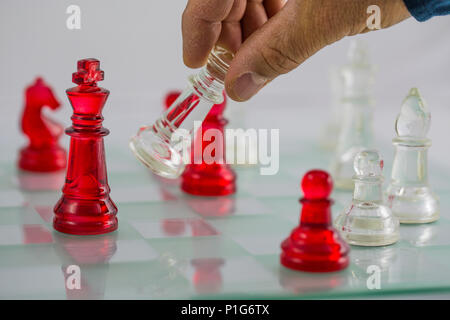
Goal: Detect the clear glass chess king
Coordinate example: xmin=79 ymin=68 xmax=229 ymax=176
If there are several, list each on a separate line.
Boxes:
xmin=319 ymin=66 xmax=343 ymax=151
xmin=130 ymin=46 xmax=233 ymax=178
xmin=385 ymin=88 xmax=439 ymax=223
xmin=330 ymin=40 xmax=375 ymax=190
xmin=335 ymin=150 xmax=399 ymax=246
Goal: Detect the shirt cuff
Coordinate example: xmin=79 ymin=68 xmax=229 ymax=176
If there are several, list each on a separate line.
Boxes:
xmin=403 ymin=0 xmax=438 ymax=21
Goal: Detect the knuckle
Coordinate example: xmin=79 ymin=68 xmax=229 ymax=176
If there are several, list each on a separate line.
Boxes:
xmin=260 ymin=44 xmax=300 ymax=75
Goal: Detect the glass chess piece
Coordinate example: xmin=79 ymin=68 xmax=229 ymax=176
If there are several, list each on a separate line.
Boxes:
xmin=385 ymin=88 xmax=439 ymax=223
xmin=319 ymin=66 xmax=343 ymax=151
xmin=330 ymin=39 xmax=375 ymax=190
xmin=130 ymin=46 xmax=233 ymax=179
xmin=335 ymin=150 xmax=399 ymax=246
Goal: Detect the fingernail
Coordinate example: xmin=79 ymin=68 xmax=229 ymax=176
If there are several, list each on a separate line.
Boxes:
xmin=232 ymin=72 xmax=267 ymax=101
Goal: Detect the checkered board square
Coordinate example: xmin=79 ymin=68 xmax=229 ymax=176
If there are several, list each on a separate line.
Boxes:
xmin=1 ymin=142 xmax=450 ymax=299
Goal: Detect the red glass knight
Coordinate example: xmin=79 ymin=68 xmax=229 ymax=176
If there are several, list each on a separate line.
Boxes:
xmin=181 ymin=92 xmax=236 ymax=196
xmin=280 ymin=170 xmax=350 ymax=272
xmin=53 ymin=59 xmax=118 ymax=235
xmin=18 ymin=77 xmax=67 ymax=172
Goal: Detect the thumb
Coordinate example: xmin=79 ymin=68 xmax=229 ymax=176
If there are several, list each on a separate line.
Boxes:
xmin=225 ymin=0 xmax=410 ymax=102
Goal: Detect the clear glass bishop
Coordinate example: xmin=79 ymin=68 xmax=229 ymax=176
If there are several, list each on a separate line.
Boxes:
xmin=385 ymin=88 xmax=439 ymax=223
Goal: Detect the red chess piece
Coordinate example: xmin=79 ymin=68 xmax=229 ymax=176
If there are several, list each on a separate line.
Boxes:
xmin=53 ymin=59 xmax=118 ymax=235
xmin=280 ymin=170 xmax=350 ymax=272
xmin=164 ymin=90 xmax=182 ymax=110
xmin=181 ymin=92 xmax=236 ymax=196
xmin=18 ymin=77 xmax=67 ymax=172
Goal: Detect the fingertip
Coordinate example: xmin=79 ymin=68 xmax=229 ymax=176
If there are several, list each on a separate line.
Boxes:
xmin=225 ymin=82 xmax=245 ymax=102
xmin=225 ymin=71 xmax=268 ymax=102
xmin=182 ymin=40 xmax=210 ymax=68
xmin=183 ymin=54 xmax=205 ymax=69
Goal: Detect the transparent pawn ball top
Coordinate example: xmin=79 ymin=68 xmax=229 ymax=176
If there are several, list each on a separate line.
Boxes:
xmin=129 ymin=47 xmax=233 ymax=178
xmin=353 ymin=149 xmax=383 ymax=178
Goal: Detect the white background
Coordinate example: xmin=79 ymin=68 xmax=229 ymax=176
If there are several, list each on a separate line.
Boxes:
xmin=0 ymin=0 xmax=449 ymax=168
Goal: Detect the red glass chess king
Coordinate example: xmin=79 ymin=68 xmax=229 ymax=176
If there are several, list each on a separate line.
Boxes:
xmin=53 ymin=59 xmax=118 ymax=235
xmin=181 ymin=92 xmax=236 ymax=196
xmin=281 ymin=170 xmax=350 ymax=272
xmin=18 ymin=77 xmax=67 ymax=172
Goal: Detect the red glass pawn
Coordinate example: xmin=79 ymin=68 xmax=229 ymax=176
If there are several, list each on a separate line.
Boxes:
xmin=53 ymin=59 xmax=118 ymax=235
xmin=181 ymin=92 xmax=236 ymax=196
xmin=280 ymin=170 xmax=350 ymax=272
xmin=18 ymin=77 xmax=67 ymax=172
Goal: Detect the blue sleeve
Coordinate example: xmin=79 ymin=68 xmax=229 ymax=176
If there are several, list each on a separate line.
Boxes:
xmin=403 ymin=0 xmax=450 ymax=21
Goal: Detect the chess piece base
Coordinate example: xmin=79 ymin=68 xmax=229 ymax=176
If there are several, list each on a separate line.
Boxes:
xmin=181 ymin=166 xmax=236 ymax=196
xmin=335 ymin=204 xmax=400 ymax=246
xmin=18 ymin=145 xmax=66 ymax=172
xmin=338 ymin=231 xmax=399 ymax=247
xmin=53 ymin=196 xmax=118 ymax=235
xmin=386 ymin=186 xmax=439 ymax=224
xmin=280 ymin=228 xmax=349 ymax=273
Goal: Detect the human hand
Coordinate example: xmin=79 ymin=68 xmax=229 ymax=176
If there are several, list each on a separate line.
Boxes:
xmin=182 ymin=0 xmax=411 ymax=101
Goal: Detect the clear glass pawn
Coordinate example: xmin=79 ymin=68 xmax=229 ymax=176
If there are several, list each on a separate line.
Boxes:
xmin=330 ymin=39 xmax=375 ymax=190
xmin=335 ymin=150 xmax=399 ymax=246
xmin=129 ymin=46 xmax=233 ymax=178
xmin=385 ymin=88 xmax=439 ymax=223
